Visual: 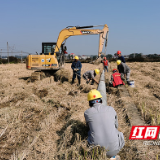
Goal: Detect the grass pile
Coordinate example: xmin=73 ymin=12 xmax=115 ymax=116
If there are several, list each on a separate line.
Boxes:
xmin=54 ymin=68 xmax=72 ymax=82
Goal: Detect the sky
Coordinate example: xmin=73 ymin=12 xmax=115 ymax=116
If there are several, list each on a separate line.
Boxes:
xmin=0 ymin=0 xmax=160 ymax=56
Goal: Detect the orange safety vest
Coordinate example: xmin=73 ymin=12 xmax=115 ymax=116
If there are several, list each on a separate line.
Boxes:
xmin=103 ymin=60 xmax=108 ymax=66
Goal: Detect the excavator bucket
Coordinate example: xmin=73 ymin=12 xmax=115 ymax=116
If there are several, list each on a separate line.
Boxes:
xmin=90 ymin=27 xmax=109 ymax=65
xmin=90 ymin=57 xmax=103 ymax=65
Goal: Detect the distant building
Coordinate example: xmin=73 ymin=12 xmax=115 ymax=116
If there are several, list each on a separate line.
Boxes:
xmin=142 ymin=55 xmax=147 ymax=58
xmin=70 ymin=53 xmax=76 ymax=58
xmin=67 ymin=54 xmax=91 ymax=60
xmin=2 ymin=56 xmax=8 ymax=59
xmin=79 ymin=55 xmax=90 ymax=60
xmin=15 ymin=55 xmax=27 ymax=59
xmin=113 ymin=55 xmax=117 ymax=59
xmin=124 ymin=55 xmax=129 ymax=59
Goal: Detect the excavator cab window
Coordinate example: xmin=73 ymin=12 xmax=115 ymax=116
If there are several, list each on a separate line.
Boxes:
xmin=42 ymin=43 xmax=56 ymax=55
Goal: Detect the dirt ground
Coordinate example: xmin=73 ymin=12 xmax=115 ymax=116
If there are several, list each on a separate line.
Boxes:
xmin=0 ymin=62 xmax=160 ymax=160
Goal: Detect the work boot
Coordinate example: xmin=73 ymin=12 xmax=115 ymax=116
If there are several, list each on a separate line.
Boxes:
xmin=71 ymin=78 xmax=74 ymax=85
xmin=78 ymin=79 xmax=81 ymax=85
xmin=86 ymin=80 xmax=89 ymax=84
xmin=110 ymin=155 xmax=121 ymax=160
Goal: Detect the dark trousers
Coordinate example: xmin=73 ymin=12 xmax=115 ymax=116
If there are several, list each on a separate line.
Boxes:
xmin=104 ymin=66 xmax=108 ymax=72
xmin=72 ymin=72 xmax=81 ymax=84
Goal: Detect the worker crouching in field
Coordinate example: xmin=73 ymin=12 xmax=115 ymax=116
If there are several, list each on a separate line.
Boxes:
xmin=109 ymin=69 xmax=125 ymax=87
xmin=83 ymin=69 xmax=100 ymax=85
xmin=84 ymin=89 xmax=125 ymax=160
xmin=117 ymin=60 xmax=131 ymax=85
xmin=71 ymin=56 xmax=82 ymax=85
xmin=102 ymin=57 xmax=109 ymax=72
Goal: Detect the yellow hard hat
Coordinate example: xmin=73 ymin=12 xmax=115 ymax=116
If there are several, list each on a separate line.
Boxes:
xmin=94 ymin=69 xmax=100 ymax=75
xmin=87 ymin=89 xmax=102 ymax=101
xmin=74 ymin=56 xmax=79 ymax=60
xmin=117 ymin=60 xmax=121 ymax=65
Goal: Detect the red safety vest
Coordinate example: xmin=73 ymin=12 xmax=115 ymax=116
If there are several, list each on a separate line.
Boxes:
xmin=112 ymin=72 xmax=125 ymax=87
xmin=103 ymin=60 xmax=108 ymax=66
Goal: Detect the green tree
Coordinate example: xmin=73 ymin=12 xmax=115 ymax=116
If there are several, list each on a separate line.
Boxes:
xmin=129 ymin=53 xmax=142 ymax=59
xmin=101 ymin=54 xmax=104 ymax=59
xmin=135 ymin=53 xmax=142 ymax=58
xmin=129 ymin=53 xmax=134 ymax=59
xmin=147 ymin=53 xmax=158 ymax=59
xmin=93 ymin=55 xmax=98 ymax=60
xmin=114 ymin=53 xmax=117 ymax=57
xmin=106 ymin=54 xmax=112 ymax=59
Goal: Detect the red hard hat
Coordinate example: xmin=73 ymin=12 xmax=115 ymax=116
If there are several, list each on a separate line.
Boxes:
xmin=103 ymin=57 xmax=106 ymax=60
xmin=113 ymin=68 xmax=118 ymax=72
xmin=117 ymin=50 xmax=121 ymax=55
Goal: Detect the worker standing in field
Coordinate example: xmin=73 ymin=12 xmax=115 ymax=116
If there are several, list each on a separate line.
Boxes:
xmin=71 ymin=56 xmax=82 ymax=85
xmin=117 ymin=60 xmax=131 ymax=84
xmin=84 ymin=89 xmax=124 ymax=159
xmin=109 ymin=69 xmax=125 ymax=87
xmin=117 ymin=50 xmax=125 ymax=63
xmin=102 ymin=57 xmax=109 ymax=72
xmin=83 ymin=69 xmax=100 ymax=85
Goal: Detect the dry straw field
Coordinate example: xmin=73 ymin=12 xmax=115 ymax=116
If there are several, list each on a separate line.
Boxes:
xmin=0 ymin=62 xmax=160 ymax=160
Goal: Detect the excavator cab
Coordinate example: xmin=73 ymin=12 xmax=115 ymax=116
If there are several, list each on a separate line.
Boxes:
xmin=41 ymin=42 xmax=66 ymax=67
xmin=26 ymin=42 xmax=66 ymax=70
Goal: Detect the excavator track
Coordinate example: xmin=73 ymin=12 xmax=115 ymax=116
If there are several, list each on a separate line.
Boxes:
xmin=30 ymin=70 xmax=57 ymax=82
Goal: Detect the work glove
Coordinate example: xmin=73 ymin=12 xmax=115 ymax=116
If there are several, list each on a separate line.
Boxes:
xmin=109 ymin=81 xmax=112 ymax=85
xmin=74 ymin=68 xmax=79 ymax=71
xmin=86 ymin=80 xmax=89 ymax=84
xmin=121 ymin=74 xmax=125 ymax=80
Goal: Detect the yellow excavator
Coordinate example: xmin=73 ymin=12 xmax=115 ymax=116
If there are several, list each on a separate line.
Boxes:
xmin=26 ymin=24 xmax=109 ymax=72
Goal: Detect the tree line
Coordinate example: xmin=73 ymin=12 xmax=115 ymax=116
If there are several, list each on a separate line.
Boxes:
xmin=0 ymin=56 xmax=23 ymax=64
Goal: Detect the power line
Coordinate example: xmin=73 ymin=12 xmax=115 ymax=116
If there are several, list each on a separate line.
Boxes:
xmin=0 ymin=52 xmax=32 ymax=54
xmin=0 ymin=42 xmax=34 ymax=56
xmin=7 ymin=42 xmax=9 ymax=63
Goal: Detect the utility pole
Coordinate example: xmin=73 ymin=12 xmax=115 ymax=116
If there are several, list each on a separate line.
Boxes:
xmin=7 ymin=42 xmax=9 ymax=63
xmin=21 ymin=51 xmax=22 ymax=63
xmin=0 ymin=49 xmax=2 ymax=59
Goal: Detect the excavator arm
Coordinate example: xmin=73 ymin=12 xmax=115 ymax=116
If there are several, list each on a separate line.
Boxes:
xmin=54 ymin=24 xmax=109 ymax=58
xmin=26 ymin=24 xmax=109 ymax=71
